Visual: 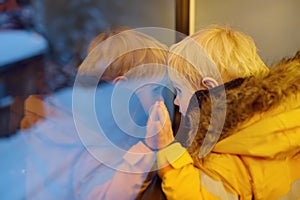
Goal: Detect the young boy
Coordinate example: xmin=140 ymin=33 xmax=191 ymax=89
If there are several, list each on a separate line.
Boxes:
xmin=167 ymin=25 xmax=269 ymax=115
xmin=2 ymin=29 xmax=173 ymax=199
xmin=150 ymin=25 xmax=300 ymax=199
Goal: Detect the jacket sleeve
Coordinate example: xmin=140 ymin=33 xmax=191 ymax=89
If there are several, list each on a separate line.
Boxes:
xmin=72 ymin=141 xmax=156 ymax=200
xmin=156 ymin=142 xmax=233 ymax=200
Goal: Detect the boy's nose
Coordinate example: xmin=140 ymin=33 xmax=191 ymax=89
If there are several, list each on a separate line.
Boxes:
xmin=173 ymin=97 xmax=179 ymax=106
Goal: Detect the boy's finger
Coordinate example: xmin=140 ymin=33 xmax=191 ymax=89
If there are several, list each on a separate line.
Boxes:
xmin=156 ymin=106 xmax=166 ymax=125
xmin=158 ymin=101 xmax=171 ymax=123
xmin=146 ymin=122 xmax=158 ymax=138
xmin=147 ymin=102 xmax=159 ymax=124
xmin=155 ymin=121 xmax=162 ymax=133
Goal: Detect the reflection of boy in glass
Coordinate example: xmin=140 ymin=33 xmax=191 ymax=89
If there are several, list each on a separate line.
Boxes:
xmin=2 ymin=29 xmax=173 ymax=199
xmin=74 ymin=29 xmax=174 ymax=199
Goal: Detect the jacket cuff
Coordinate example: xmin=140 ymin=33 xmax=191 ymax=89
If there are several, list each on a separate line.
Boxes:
xmin=157 ymin=142 xmax=193 ymax=169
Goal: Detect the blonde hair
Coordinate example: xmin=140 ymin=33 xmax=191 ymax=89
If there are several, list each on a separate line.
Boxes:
xmin=79 ymin=29 xmax=167 ymax=83
xmin=167 ymin=54 xmax=200 ymax=91
xmin=168 ymin=25 xmax=269 ymax=90
xmin=87 ymin=28 xmax=128 ymax=54
xmin=191 ymin=25 xmax=269 ymax=82
xmin=168 ymin=33 xmax=222 ymax=91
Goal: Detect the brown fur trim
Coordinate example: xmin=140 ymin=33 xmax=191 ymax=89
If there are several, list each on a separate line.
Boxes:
xmin=186 ymin=54 xmax=300 ymax=161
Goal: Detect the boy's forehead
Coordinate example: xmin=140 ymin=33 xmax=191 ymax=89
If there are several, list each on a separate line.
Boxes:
xmin=135 ymin=79 xmax=175 ymax=93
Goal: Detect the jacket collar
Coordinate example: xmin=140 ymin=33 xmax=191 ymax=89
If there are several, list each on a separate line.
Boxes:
xmin=186 ymin=57 xmax=300 ymax=159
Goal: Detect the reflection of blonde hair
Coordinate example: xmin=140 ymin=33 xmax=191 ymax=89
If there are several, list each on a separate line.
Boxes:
xmin=80 ymin=29 xmax=167 ymax=83
xmin=168 ymin=25 xmax=269 ymax=90
xmin=191 ymin=25 xmax=269 ymax=82
xmin=87 ymin=28 xmax=128 ymax=54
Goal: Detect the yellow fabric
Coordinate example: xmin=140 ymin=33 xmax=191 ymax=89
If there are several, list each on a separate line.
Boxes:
xmin=159 ymin=93 xmax=300 ymax=199
xmin=241 ymin=156 xmax=300 ymax=199
xmin=202 ymin=153 xmax=252 ymax=199
xmin=157 ymin=142 xmax=190 ymax=169
xmin=278 ymin=178 xmax=300 ymax=200
xmin=200 ymin=172 xmax=238 ymax=200
xmin=214 ymin=108 xmax=300 ymax=157
xmin=209 ymin=96 xmax=300 ymax=199
xmin=157 ymin=143 xmax=238 ymax=199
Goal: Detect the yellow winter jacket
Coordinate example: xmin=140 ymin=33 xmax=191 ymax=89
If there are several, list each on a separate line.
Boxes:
xmin=204 ymin=101 xmax=300 ymax=199
xmin=157 ymin=56 xmax=300 ymax=199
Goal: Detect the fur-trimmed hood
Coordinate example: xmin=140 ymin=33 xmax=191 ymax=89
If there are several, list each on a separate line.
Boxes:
xmin=183 ymin=52 xmax=300 ymax=161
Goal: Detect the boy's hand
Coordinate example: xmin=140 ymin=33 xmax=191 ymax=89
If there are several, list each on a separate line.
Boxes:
xmin=145 ymin=101 xmax=174 ymax=150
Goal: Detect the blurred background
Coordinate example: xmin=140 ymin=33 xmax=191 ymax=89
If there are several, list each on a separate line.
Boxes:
xmin=191 ymin=0 xmax=300 ymax=65
xmin=0 ymin=0 xmax=299 ymax=136
xmin=0 ymin=0 xmax=176 ymax=136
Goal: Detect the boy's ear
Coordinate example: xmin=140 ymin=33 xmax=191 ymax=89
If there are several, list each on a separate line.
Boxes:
xmin=201 ymin=77 xmax=218 ymax=89
xmin=112 ymin=76 xmax=128 ymax=84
